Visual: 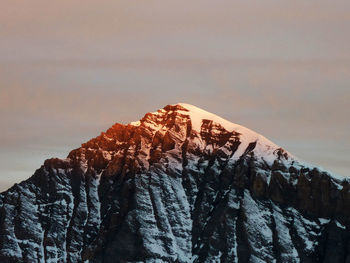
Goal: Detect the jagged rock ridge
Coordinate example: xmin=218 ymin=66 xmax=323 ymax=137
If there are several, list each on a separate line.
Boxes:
xmin=0 ymin=103 xmax=349 ymax=263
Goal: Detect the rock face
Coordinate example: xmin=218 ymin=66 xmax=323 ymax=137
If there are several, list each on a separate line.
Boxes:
xmin=0 ymin=103 xmax=349 ymax=263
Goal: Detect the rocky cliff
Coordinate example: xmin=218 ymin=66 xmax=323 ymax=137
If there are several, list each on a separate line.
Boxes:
xmin=0 ymin=103 xmax=349 ymax=263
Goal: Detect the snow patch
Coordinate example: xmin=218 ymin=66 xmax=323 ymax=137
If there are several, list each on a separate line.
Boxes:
xmin=176 ymin=103 xmax=295 ymax=166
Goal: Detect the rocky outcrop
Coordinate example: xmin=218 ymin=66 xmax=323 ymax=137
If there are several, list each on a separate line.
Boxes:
xmin=0 ymin=103 xmax=349 ymax=263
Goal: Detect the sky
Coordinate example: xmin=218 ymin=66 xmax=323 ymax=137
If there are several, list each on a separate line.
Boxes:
xmin=0 ymin=0 xmax=349 ymax=191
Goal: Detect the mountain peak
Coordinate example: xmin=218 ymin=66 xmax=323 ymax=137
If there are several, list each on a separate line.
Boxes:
xmin=173 ymin=102 xmax=238 ymax=132
xmin=129 ymin=103 xmax=292 ymax=166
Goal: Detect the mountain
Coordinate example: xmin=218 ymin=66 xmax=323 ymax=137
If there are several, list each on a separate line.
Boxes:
xmin=0 ymin=103 xmax=349 ymax=263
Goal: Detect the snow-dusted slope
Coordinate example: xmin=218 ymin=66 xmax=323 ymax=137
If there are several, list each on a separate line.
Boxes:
xmin=0 ymin=103 xmax=349 ymax=263
xmin=176 ymin=103 xmax=295 ymax=165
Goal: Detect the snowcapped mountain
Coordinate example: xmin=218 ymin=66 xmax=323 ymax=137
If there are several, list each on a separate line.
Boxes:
xmin=0 ymin=103 xmax=349 ymax=263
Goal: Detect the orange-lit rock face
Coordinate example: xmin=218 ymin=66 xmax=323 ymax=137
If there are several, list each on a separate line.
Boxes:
xmin=68 ymin=104 xmax=254 ymax=177
xmin=0 ymin=103 xmax=348 ymax=263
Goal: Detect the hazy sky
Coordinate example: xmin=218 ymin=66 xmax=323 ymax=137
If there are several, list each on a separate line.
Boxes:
xmin=1 ymin=0 xmax=349 ymax=191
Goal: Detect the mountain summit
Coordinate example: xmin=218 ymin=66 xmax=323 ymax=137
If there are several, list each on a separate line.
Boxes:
xmin=0 ymin=103 xmax=349 ymax=263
